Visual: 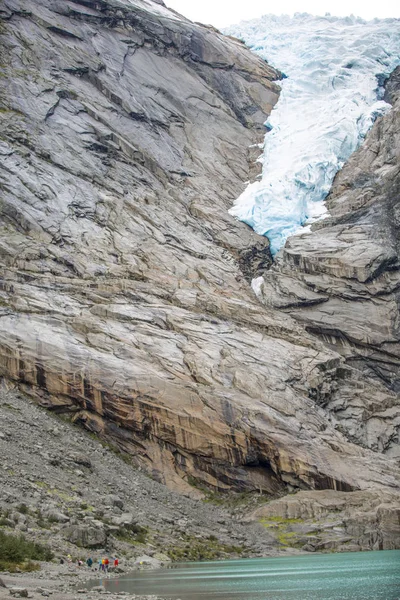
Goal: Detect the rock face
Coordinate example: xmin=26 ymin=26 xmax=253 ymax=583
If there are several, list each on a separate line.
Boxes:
xmin=257 ymin=66 xmax=400 ymax=459
xmin=251 ymin=489 xmax=400 ymax=552
xmin=0 ymin=0 xmax=399 ymax=534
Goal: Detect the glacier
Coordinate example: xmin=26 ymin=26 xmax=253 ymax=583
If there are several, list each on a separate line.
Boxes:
xmin=224 ymin=14 xmax=400 ymax=255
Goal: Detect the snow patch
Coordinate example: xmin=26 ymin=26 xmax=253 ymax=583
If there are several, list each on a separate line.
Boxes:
xmin=251 ymin=276 xmax=264 ymax=299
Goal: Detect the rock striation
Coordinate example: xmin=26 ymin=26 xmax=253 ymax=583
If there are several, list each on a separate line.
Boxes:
xmin=0 ymin=0 xmax=399 ymax=544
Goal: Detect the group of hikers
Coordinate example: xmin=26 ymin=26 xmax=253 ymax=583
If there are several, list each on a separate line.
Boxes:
xmin=95 ymin=557 xmax=119 ymax=572
xmin=65 ymin=554 xmax=119 ymax=572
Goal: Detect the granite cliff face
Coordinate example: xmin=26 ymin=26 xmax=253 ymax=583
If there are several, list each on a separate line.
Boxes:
xmin=0 ymin=0 xmax=399 ymax=549
xmin=258 ymin=66 xmax=400 ymax=459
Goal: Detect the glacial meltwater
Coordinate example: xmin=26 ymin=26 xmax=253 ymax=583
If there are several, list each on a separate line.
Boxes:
xmin=225 ymin=14 xmax=400 ymax=255
xmin=97 ymin=550 xmax=400 ymax=599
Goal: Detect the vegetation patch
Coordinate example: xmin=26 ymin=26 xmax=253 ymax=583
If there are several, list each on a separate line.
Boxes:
xmin=0 ymin=508 xmax=13 ymax=528
xmin=48 ymin=488 xmax=76 ymax=503
xmin=166 ymin=534 xmax=245 ymax=562
xmin=260 ymin=516 xmax=306 ymax=549
xmin=276 ymin=531 xmax=301 ymax=547
xmin=79 ymin=502 xmax=94 ymax=512
xmin=0 ymin=531 xmax=53 ymax=572
xmin=204 ymin=491 xmax=265 ymax=508
xmin=114 ymin=523 xmax=148 ymax=545
xmin=36 ymin=510 xmax=51 ymax=530
xmin=34 ymin=480 xmax=49 ymax=489
xmin=260 ymin=516 xmax=303 ymax=525
xmin=1 ymin=402 xmax=20 ymax=412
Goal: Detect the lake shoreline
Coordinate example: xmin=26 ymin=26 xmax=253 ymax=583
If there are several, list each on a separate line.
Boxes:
xmin=2 ymin=549 xmax=400 ymax=600
xmin=101 ymin=549 xmax=400 ymax=600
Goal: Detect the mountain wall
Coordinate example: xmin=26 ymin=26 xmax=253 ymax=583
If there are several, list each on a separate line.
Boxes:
xmin=0 ymin=0 xmax=399 ymax=545
xmin=258 ymin=66 xmax=400 ymax=458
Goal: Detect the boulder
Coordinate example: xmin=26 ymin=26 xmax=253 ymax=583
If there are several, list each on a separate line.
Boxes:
xmin=103 ymin=495 xmax=124 ymax=510
xmin=68 ymin=453 xmax=92 ymax=469
xmin=9 ymin=589 xmax=28 ymax=598
xmin=63 ymin=524 xmax=107 ymax=548
xmin=45 ymin=510 xmax=70 ymax=524
xmin=111 ymin=513 xmax=134 ymax=527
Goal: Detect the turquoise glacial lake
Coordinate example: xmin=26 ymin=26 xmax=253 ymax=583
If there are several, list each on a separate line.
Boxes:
xmin=101 ymin=550 xmax=400 ymax=599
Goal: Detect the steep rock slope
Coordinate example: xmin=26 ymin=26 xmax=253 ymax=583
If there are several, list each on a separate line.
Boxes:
xmin=258 ymin=67 xmax=400 ymax=458
xmin=0 ymin=384 xmax=278 ymax=560
xmin=0 ymin=0 xmax=399 ymax=511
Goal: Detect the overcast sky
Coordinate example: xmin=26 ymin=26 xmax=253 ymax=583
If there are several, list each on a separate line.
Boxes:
xmin=165 ymin=1 xmax=400 ymax=27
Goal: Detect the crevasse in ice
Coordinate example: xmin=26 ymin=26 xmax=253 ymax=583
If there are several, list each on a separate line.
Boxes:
xmin=224 ymin=14 xmax=400 ymax=255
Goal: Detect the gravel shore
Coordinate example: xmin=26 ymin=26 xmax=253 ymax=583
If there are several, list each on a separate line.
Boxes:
xmin=0 ymin=561 xmax=165 ymax=600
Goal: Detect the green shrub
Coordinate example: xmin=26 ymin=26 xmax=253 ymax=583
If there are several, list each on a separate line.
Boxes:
xmin=166 ymin=534 xmax=244 ymax=562
xmin=0 ymin=530 xmax=53 ymax=570
xmin=37 ymin=518 xmax=50 ymax=530
xmin=115 ymin=523 xmax=148 ymax=545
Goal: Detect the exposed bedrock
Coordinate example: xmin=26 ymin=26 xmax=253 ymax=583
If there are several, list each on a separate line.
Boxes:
xmin=0 ymin=0 xmax=399 ymax=511
xmin=258 ymin=66 xmax=400 ymax=459
xmin=250 ymin=489 xmax=400 ymax=552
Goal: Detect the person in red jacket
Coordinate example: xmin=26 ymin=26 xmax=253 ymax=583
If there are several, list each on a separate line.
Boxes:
xmin=114 ymin=557 xmax=119 ymax=568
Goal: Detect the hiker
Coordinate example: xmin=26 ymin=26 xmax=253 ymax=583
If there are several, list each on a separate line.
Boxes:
xmin=98 ymin=558 xmax=102 ymax=571
xmin=114 ymin=557 xmax=119 ymax=568
xmin=87 ymin=557 xmax=93 ymax=568
xmin=105 ymin=557 xmax=109 ymax=572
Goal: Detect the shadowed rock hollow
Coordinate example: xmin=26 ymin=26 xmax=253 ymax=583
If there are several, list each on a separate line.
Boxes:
xmin=0 ymin=0 xmax=399 ymax=541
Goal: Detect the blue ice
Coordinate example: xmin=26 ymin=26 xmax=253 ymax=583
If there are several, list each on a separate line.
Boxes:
xmin=224 ymin=14 xmax=400 ymax=255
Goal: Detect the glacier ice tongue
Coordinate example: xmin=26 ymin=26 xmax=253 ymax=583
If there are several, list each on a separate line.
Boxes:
xmin=224 ymin=14 xmax=400 ymax=255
